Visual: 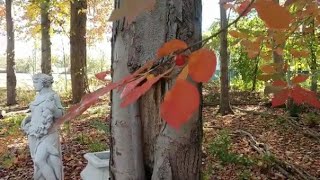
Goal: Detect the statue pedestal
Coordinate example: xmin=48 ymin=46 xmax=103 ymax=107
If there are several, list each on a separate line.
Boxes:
xmin=81 ymin=151 xmax=110 ymax=180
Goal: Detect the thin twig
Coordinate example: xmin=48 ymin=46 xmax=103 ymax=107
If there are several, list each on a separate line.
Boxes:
xmin=179 ymin=0 xmax=256 ymax=53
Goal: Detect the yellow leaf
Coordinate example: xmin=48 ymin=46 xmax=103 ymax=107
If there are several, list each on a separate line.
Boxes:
xmin=146 ymin=74 xmax=155 ymax=80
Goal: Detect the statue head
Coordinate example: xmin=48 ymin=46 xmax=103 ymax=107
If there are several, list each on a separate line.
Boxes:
xmin=32 ymin=73 xmax=54 ymax=92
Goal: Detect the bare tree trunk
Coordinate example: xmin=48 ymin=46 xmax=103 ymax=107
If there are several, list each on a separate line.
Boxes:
xmin=6 ymin=0 xmax=16 ymax=106
xmin=110 ymin=0 xmax=202 ymax=179
xmin=218 ymin=2 xmax=233 ymax=115
xmin=70 ymin=0 xmax=88 ymax=103
xmin=251 ymin=56 xmax=260 ymax=92
xmin=41 ymin=0 xmax=51 ymax=74
xmin=309 ymin=20 xmax=317 ymax=92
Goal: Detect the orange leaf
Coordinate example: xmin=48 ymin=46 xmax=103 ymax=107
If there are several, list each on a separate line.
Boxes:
xmin=246 ymin=50 xmax=259 ymax=59
xmin=188 ymin=48 xmax=217 ymax=82
xmin=157 ymin=39 xmax=188 ymax=59
xmin=120 ymin=76 xmax=147 ymax=98
xmin=290 ymin=49 xmax=309 ymax=58
xmin=229 ymin=30 xmax=248 ymax=38
xmin=272 ymin=89 xmax=289 ymax=107
xmin=160 ymin=79 xmax=199 ymax=129
xmin=272 ymin=80 xmax=287 ymax=87
xmin=95 ymin=70 xmax=111 ymax=81
xmin=254 ymin=0 xmax=293 ymax=29
xmin=292 ymin=75 xmax=309 ymax=84
xmin=177 ymin=65 xmax=189 ymax=80
xmin=257 ymin=74 xmax=272 ymax=81
xmin=274 ymin=47 xmax=284 ymax=56
xmin=260 ymin=64 xmax=276 ymax=74
xmin=120 ymin=68 xmax=173 ymax=107
xmin=108 ymin=0 xmax=156 ymax=24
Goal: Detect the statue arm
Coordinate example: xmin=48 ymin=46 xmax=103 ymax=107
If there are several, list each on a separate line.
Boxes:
xmin=52 ymin=94 xmax=64 ymax=119
xmin=21 ymin=114 xmax=31 ymax=129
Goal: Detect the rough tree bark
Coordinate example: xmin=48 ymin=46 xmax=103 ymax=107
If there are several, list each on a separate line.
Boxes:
xmin=40 ymin=0 xmax=51 ymax=74
xmin=110 ymin=0 xmax=202 ymax=179
xmin=70 ymin=0 xmax=88 ymax=103
xmin=218 ymin=2 xmax=233 ymax=115
xmin=6 ymin=0 xmax=16 ymax=106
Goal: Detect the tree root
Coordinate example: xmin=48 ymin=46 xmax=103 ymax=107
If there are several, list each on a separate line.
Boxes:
xmin=234 ymin=130 xmax=317 ymax=180
xmin=286 ymin=118 xmax=320 ymax=141
xmin=203 ymin=102 xmax=261 ymax=107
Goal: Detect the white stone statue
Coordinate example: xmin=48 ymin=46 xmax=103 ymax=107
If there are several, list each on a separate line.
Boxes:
xmin=21 ymin=73 xmax=64 ymax=180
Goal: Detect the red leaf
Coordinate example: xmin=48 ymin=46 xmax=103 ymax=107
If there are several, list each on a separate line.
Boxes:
xmin=174 ymin=54 xmax=187 ymax=66
xmin=95 ymin=70 xmax=111 ymax=81
xmin=188 ymin=48 xmax=217 ymax=82
xmin=292 ymin=75 xmax=309 ymax=84
xmin=55 ymin=82 xmax=119 ymax=126
xmin=236 ymin=0 xmax=252 ymax=16
xmin=291 ymin=86 xmax=320 ymax=108
xmin=160 ymin=80 xmax=200 ymax=129
xmin=272 ymin=80 xmax=287 ymax=87
xmin=157 ymin=39 xmax=188 ymax=59
xmin=272 ymin=89 xmax=289 ymax=107
xmin=291 ymin=86 xmax=305 ymax=105
xmin=120 ymin=76 xmax=146 ymax=98
xmin=120 ymin=68 xmax=173 ymax=107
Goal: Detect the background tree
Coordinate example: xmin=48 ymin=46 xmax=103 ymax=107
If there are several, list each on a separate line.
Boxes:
xmin=70 ymin=0 xmax=88 ymax=103
xmin=6 ymin=0 xmax=16 ymax=105
xmin=41 ymin=0 xmax=51 ymax=74
xmin=307 ymin=19 xmax=318 ymax=92
xmin=219 ymin=1 xmax=233 ymax=115
xmin=110 ymin=0 xmax=202 ymax=179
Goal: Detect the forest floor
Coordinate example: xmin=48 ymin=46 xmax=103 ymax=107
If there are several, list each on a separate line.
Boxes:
xmin=0 ymin=86 xmax=319 ymax=180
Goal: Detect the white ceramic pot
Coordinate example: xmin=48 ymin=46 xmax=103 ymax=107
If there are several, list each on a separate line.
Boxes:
xmin=81 ymin=150 xmax=110 ymax=180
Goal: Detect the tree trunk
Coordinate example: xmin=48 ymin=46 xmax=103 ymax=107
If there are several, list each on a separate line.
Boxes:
xmin=70 ymin=0 xmax=88 ymax=103
xmin=6 ymin=0 xmax=16 ymax=106
xmin=309 ymin=20 xmax=317 ymax=92
xmin=110 ymin=0 xmax=202 ymax=179
xmin=41 ymin=0 xmax=51 ymax=74
xmin=218 ymin=2 xmax=233 ymax=115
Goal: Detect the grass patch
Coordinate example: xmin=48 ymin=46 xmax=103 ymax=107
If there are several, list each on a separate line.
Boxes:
xmin=209 ymin=130 xmax=254 ymax=166
xmin=0 ymin=114 xmax=25 ymax=137
xmin=90 ymin=119 xmax=109 ymax=134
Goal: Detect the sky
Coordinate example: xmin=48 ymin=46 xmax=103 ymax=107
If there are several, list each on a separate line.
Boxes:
xmin=0 ymin=0 xmax=220 ymax=60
